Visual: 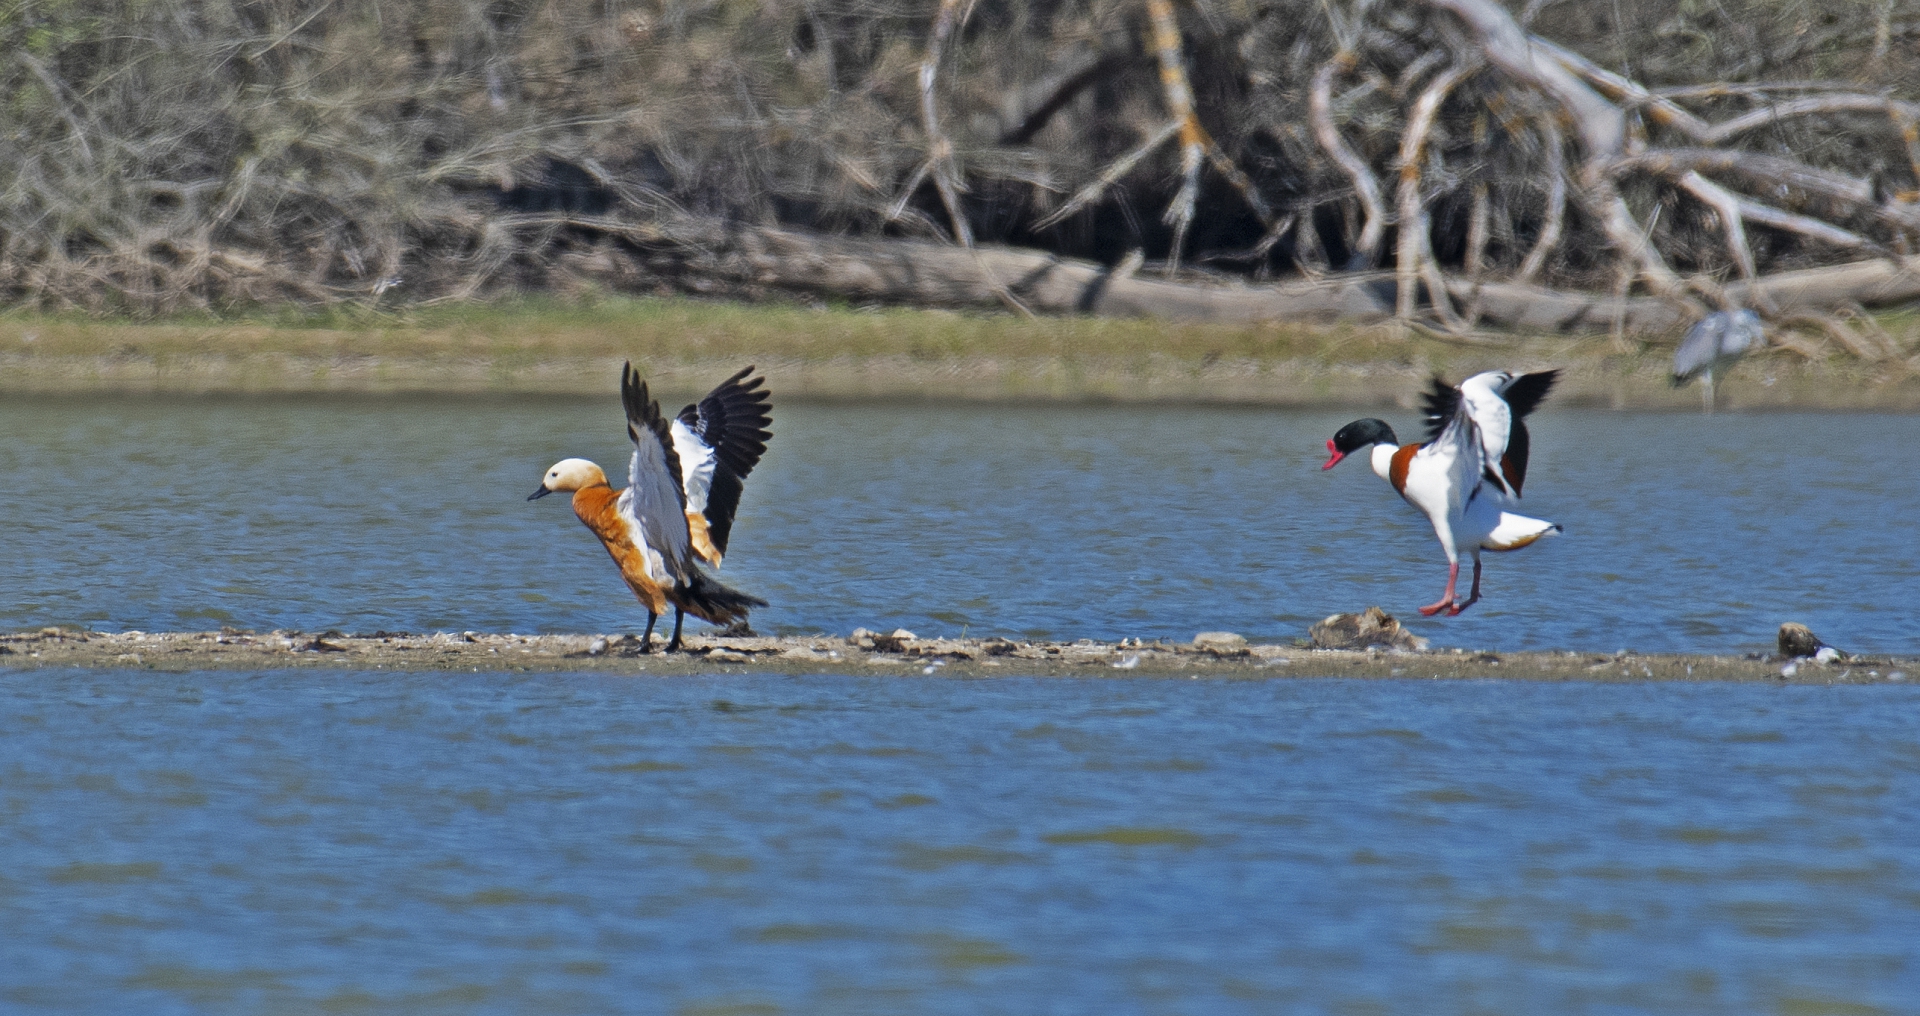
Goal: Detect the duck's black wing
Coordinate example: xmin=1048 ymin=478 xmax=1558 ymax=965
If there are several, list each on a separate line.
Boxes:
xmin=1421 ymin=375 xmax=1461 ymax=445
xmin=1501 ymin=370 xmax=1559 ymax=419
xmin=1495 ymin=369 xmax=1559 ymax=496
xmin=620 ymin=361 xmax=693 ymax=577
xmin=676 ymin=366 xmax=773 ymax=555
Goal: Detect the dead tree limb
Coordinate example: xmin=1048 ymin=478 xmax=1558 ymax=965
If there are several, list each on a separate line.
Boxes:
xmin=1515 ymin=115 xmax=1566 ymax=284
xmin=1703 ymin=94 xmax=1920 ymax=144
xmin=1393 ymin=60 xmax=1476 ymax=324
xmin=915 ymin=0 xmax=974 ymax=247
xmin=1732 ymin=197 xmax=1882 ymax=253
xmin=1675 ymin=170 xmax=1759 ymax=291
xmin=998 ymin=51 xmax=1141 ymax=146
xmin=1413 ymin=0 xmax=1683 ymax=296
xmin=1309 ymin=53 xmax=1388 ymax=266
xmin=1033 ymin=119 xmax=1183 ymax=230
xmin=1146 ymin=0 xmax=1204 ymax=276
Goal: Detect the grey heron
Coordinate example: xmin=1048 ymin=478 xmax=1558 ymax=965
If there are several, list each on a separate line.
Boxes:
xmin=1673 ymin=309 xmax=1764 ymax=413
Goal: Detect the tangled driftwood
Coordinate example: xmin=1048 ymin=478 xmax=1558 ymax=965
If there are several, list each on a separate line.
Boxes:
xmin=4 ymin=0 xmax=1920 ymax=358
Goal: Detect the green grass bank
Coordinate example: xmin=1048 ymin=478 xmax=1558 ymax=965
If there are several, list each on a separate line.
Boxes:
xmin=3 ymin=297 xmax=1918 ymax=409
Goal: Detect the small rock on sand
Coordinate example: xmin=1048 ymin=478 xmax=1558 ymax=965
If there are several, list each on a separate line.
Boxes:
xmin=868 ymin=629 xmax=917 ymax=653
xmin=1309 ymin=607 xmax=1428 ymax=652
xmin=1192 ymin=632 xmax=1249 ymax=654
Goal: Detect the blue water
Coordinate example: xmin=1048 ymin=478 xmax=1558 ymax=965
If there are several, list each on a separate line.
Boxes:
xmin=1 ymin=669 xmax=1914 ymax=1013
xmin=1 ymin=397 xmax=1917 ymax=652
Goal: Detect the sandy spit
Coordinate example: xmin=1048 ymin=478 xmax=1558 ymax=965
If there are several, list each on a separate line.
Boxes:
xmin=2 ymin=628 xmax=1909 ymax=684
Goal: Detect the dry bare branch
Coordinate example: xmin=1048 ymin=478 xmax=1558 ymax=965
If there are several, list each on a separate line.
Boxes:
xmin=1146 ymin=0 xmax=1204 ymax=276
xmin=1309 ymin=53 xmax=1388 ymax=266
xmin=1032 ymin=119 xmax=1184 ymax=231
xmin=1393 ymin=60 xmax=1477 ymax=322
xmin=1676 ymin=171 xmax=1759 ymax=285
xmin=916 ymin=0 xmax=974 ymax=248
xmin=1515 ymin=116 xmax=1566 ymax=284
xmin=1703 ymin=94 xmax=1920 ymax=145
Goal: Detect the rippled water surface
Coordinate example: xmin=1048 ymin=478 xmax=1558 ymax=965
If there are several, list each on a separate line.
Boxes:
xmin=2 ymin=396 xmax=1916 ymax=653
xmin=2 ymin=670 xmax=1916 ymax=1014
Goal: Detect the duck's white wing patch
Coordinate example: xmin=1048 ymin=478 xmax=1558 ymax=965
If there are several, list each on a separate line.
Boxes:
xmin=624 ymin=431 xmax=693 ymax=582
xmin=1419 ymin=381 xmax=1499 ymax=509
xmin=617 ymin=362 xmax=694 ymax=582
xmin=613 ymin=487 xmax=674 ymax=584
xmin=669 ymin=417 xmax=718 ymax=514
xmin=1457 ymin=371 xmax=1514 ymax=474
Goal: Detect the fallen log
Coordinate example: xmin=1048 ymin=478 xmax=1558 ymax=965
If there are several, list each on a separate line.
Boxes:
xmin=1450 ymin=258 xmax=1920 ymax=334
xmin=542 ymin=214 xmax=1393 ymax=322
xmin=526 ymin=214 xmax=1920 ymax=335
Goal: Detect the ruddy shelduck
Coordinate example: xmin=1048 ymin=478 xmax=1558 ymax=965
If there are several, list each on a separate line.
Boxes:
xmin=1322 ymin=370 xmax=1562 ymax=617
xmin=529 ymin=362 xmax=766 ymax=651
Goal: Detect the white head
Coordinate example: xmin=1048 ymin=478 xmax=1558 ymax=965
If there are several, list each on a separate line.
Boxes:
xmin=527 ymin=458 xmax=608 ymax=500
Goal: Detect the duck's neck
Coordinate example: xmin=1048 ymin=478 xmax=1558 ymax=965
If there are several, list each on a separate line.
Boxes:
xmin=1368 ymin=442 xmax=1399 ymax=482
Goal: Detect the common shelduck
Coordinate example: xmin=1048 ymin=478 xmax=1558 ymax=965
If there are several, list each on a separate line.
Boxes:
xmin=1322 ymin=370 xmax=1562 ymax=617
xmin=1673 ymin=308 xmax=1763 ymax=413
xmin=529 ymin=362 xmax=766 ymax=652
xmin=666 ymin=366 xmax=772 ymax=636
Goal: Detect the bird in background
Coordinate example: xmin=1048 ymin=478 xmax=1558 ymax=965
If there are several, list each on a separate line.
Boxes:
xmin=1322 ymin=369 xmax=1562 ymax=617
xmin=667 ymin=365 xmax=773 ymax=636
xmin=1673 ymin=308 xmax=1763 ymax=413
xmin=529 ymin=362 xmax=766 ymax=652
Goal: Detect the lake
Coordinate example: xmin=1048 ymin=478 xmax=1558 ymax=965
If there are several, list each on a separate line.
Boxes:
xmin=5 ymin=397 xmax=1917 ymax=1012
xmin=2 ymin=669 xmax=1915 ymax=1014
xmin=0 ymin=396 xmax=1915 ymax=654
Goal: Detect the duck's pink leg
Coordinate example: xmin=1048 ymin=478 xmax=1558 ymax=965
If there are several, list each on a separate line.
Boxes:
xmin=1418 ymin=562 xmax=1460 ymax=616
xmin=1446 ymin=558 xmax=1483 ymax=616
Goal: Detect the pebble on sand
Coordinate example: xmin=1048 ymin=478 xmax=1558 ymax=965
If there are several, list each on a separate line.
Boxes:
xmin=1191 ymin=632 xmax=1249 ymax=654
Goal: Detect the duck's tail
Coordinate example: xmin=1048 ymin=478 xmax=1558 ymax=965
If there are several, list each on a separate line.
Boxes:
xmin=1482 ymin=512 xmax=1561 ymax=552
xmin=675 ymin=570 xmax=767 ymax=625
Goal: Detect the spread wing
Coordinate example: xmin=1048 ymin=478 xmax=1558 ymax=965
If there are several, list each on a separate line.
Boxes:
xmin=668 ymin=417 xmax=717 ymax=513
xmin=1499 ymin=369 xmax=1559 ymax=420
xmin=1426 ymin=370 xmax=1559 ymax=500
xmin=1418 ymin=375 xmax=1489 ymax=503
xmin=675 ymin=366 xmax=772 ymax=556
xmin=1420 ymin=375 xmax=1460 ymax=444
xmin=1455 ymin=373 xmax=1515 ymax=496
xmin=619 ymin=362 xmax=693 ymax=579
xmin=1492 ymin=370 xmax=1558 ymax=496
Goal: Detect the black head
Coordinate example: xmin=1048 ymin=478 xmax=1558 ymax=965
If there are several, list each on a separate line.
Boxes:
xmin=1323 ymin=418 xmax=1399 ymax=470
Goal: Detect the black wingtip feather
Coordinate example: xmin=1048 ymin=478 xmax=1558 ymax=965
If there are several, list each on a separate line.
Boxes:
xmin=697 ymin=366 xmax=773 ymax=481
xmin=1503 ymin=419 xmax=1532 ymax=496
xmin=1421 ymin=375 xmax=1460 ymax=444
xmin=689 ymin=366 xmax=774 ymax=551
xmin=679 ymin=570 xmax=767 ymax=625
xmin=620 ymin=361 xmax=687 ymax=508
xmin=1503 ymin=369 xmax=1560 ymax=420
